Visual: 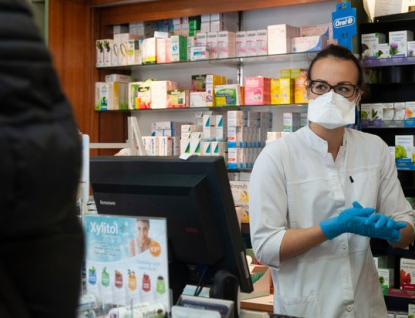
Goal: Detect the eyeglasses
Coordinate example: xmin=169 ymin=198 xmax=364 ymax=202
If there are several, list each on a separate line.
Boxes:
xmin=308 ymin=80 xmax=359 ymax=98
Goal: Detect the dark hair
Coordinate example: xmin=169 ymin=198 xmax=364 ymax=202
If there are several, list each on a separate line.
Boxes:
xmin=306 ymin=44 xmax=366 ymax=93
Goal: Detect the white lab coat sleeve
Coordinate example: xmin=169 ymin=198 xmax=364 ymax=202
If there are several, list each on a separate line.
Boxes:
xmin=377 ymin=138 xmax=414 ymax=225
xmin=249 ymin=141 xmax=288 ymax=270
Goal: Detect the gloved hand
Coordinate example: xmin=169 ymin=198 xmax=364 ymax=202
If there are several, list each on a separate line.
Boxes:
xmin=363 ymin=209 xmax=407 ymax=243
xmin=320 ymin=201 xmax=375 ymax=240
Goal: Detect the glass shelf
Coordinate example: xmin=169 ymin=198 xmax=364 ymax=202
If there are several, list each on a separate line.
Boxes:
xmin=96 ymin=52 xmax=318 ymax=71
xmin=95 ymin=104 xmax=308 ymax=113
xmin=361 ymin=56 xmax=415 ymax=68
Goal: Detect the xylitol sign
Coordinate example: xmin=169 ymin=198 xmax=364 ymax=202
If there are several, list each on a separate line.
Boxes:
xmin=84 ymin=215 xmax=170 ymax=312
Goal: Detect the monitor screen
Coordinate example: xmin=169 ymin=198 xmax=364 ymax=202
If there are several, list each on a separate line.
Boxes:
xmin=90 ymin=156 xmax=253 ymax=302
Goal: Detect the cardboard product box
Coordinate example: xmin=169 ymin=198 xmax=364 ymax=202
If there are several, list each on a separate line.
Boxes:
xmin=236 ymin=31 xmax=247 ymax=57
xmin=361 ymin=33 xmax=386 ymax=59
xmin=401 ymin=258 xmax=415 ymax=290
xmin=244 ymin=77 xmax=271 ymax=105
xmin=267 ymin=24 xmax=300 ymax=54
xmin=207 ymin=32 xmax=218 ymax=59
xmin=240 ymin=265 xmax=271 ymax=300
xmin=129 ymin=81 xmax=152 ymax=109
xmin=292 ymin=35 xmax=328 ymax=53
xmin=171 ymin=35 xmax=188 ymax=62
xmin=167 ymin=89 xmax=190 ymax=108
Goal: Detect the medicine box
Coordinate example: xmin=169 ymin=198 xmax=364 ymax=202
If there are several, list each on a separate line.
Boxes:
xmin=236 ymin=31 xmax=247 ymax=57
xmin=395 ymin=135 xmax=414 ymax=163
xmin=389 ymin=30 xmax=414 ymax=57
xmin=215 ymin=85 xmax=242 ymax=106
xmin=256 ymin=29 xmax=268 ymax=56
xmin=361 ymin=33 xmax=386 ymax=59
xmin=217 ymin=31 xmax=236 ymax=58
xmin=244 ymin=77 xmax=271 ymax=105
xmin=283 ymin=112 xmax=301 ymax=132
xmin=207 ymin=32 xmax=218 ymax=59
xmin=279 ymin=78 xmax=294 ymax=104
xmin=405 ymin=101 xmax=415 ymax=120
xmin=270 ymin=78 xmax=281 ymax=104
xmin=167 ymin=89 xmax=189 ymax=108
xmin=267 ymin=24 xmax=300 ymax=54
xmin=129 ymin=81 xmax=152 ymax=109
xmin=245 ymin=30 xmax=257 ymax=56
xmin=291 ymin=35 xmax=328 ymax=53
xmin=400 ymin=258 xmax=415 ymax=290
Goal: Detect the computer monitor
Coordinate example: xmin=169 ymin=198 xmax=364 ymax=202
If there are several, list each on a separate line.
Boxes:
xmin=89 ymin=156 xmax=253 ymax=303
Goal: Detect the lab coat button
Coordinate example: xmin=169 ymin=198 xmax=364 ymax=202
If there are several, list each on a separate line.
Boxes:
xmin=346 ymin=305 xmax=353 ymax=312
xmin=342 ymin=243 xmax=347 ymax=249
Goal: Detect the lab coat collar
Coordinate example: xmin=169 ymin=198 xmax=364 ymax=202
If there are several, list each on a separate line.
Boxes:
xmin=300 ymin=125 xmax=348 ymax=155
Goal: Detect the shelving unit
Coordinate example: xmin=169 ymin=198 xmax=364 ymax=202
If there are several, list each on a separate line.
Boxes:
xmin=361 ymin=15 xmax=415 ymax=312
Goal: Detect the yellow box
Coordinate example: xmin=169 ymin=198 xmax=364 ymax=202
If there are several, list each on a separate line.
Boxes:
xmin=270 ymin=78 xmax=281 ymax=104
xmin=280 ymin=69 xmax=292 ymax=78
xmin=279 ymin=77 xmax=294 ymax=104
xmin=295 ymin=75 xmax=308 ymax=104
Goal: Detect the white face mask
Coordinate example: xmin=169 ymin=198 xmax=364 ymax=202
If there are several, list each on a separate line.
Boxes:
xmin=307 ymin=91 xmax=356 ymax=129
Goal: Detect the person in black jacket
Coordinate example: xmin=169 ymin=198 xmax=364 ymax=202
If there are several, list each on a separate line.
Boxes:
xmin=0 ymin=1 xmax=84 ymax=317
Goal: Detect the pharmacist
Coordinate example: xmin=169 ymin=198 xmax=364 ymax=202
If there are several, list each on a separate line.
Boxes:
xmin=250 ymin=44 xmax=414 ymax=318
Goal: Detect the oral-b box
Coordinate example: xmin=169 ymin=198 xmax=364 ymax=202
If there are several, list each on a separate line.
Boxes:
xmin=395 ymin=135 xmax=414 ymax=163
xmin=244 ymin=77 xmax=271 ymax=105
xmin=256 ymin=29 xmax=268 ymax=56
xmin=389 ymin=30 xmax=414 ymax=57
xmin=292 ymin=35 xmax=328 ymax=53
xmin=245 ymin=30 xmax=257 ymax=56
xmin=361 ymin=33 xmax=386 ymax=59
xmin=236 ymin=31 xmax=247 ymax=57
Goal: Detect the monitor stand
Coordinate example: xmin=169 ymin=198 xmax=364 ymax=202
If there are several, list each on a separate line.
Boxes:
xmin=209 ymin=270 xmax=240 ymax=318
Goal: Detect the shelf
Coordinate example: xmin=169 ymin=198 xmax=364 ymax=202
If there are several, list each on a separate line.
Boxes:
xmin=361 ymin=57 xmax=415 ymax=68
xmin=370 ymin=238 xmax=415 ymax=259
xmin=96 ymin=104 xmax=308 ymax=113
xmin=97 ymin=52 xmax=318 ymax=71
xmin=361 ymin=119 xmax=415 ymax=128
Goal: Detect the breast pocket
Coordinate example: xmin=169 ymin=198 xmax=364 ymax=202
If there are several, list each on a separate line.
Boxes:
xmin=347 ymin=167 xmax=379 ymax=208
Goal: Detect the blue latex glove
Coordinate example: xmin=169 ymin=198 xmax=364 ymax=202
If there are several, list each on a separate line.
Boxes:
xmin=320 ymin=201 xmax=375 ymax=240
xmin=363 ymin=209 xmax=407 ymax=243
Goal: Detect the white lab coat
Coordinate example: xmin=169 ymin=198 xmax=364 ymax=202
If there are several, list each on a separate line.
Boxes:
xmin=250 ymin=126 xmax=414 ymax=318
